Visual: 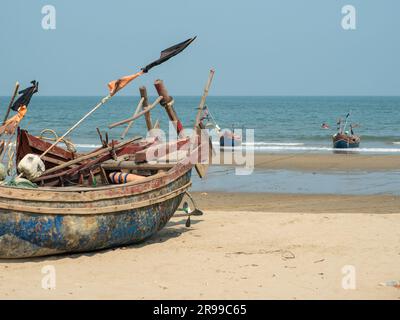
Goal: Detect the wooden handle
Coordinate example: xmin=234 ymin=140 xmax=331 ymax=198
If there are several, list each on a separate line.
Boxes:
xmin=140 ymin=86 xmax=153 ymax=130
xmin=154 ymin=80 xmax=173 ymax=106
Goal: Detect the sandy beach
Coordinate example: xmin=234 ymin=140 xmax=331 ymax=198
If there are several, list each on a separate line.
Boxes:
xmin=0 ymin=152 xmax=400 ymax=299
xmin=0 ymin=209 xmax=399 ymax=300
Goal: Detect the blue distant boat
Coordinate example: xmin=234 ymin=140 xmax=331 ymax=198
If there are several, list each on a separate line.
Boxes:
xmin=220 ymin=131 xmax=242 ymax=147
xmin=200 ymin=106 xmax=242 ymax=148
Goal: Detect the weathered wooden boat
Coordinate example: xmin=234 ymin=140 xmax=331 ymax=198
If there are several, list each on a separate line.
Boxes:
xmin=332 ymin=133 xmax=360 ymax=148
xmin=0 ymin=73 xmax=213 ymax=259
xmin=0 ymin=155 xmax=193 ymax=258
xmin=1 ymin=121 xmax=204 ymax=258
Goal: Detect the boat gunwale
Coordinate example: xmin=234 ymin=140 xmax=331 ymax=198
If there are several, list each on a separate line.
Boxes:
xmin=0 ymin=160 xmax=192 ymax=202
xmin=0 ymin=180 xmax=192 ymax=215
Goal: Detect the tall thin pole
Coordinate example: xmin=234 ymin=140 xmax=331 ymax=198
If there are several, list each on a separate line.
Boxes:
xmin=193 ymin=69 xmax=215 ymax=131
xmin=2 ymin=82 xmax=19 ymax=125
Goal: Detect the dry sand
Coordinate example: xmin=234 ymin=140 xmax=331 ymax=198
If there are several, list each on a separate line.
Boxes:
xmin=0 ymin=209 xmax=399 ymax=300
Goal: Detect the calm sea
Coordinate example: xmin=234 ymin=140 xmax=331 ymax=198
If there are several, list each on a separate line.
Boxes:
xmin=1 ymin=96 xmax=399 ymax=153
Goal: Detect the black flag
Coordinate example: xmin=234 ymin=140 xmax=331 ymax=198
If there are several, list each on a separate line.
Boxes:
xmin=141 ymin=37 xmax=196 ymax=73
xmin=12 ymin=80 xmax=39 ymax=111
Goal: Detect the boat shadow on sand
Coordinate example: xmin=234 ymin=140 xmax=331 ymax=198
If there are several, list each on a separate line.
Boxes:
xmin=0 ymin=217 xmax=203 ymax=264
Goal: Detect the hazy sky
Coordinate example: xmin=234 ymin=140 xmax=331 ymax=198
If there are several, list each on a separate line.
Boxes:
xmin=0 ymin=0 xmax=399 ymax=96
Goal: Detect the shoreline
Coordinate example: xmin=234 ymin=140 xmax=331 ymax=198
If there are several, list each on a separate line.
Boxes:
xmin=192 ymin=192 xmax=400 ymax=214
xmin=213 ymin=152 xmax=400 ymax=171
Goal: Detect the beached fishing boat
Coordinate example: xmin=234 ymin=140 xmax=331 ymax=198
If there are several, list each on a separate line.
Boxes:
xmin=332 ymin=113 xmax=360 ymax=149
xmin=0 ymin=71 xmax=213 ymax=258
xmin=0 ymin=38 xmax=214 ymax=259
xmin=0 ymin=150 xmax=194 ymax=258
xmin=0 ymin=98 xmax=206 ymax=258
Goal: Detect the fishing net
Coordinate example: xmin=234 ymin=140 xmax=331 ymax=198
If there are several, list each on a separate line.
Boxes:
xmin=3 ymin=177 xmax=38 ymax=189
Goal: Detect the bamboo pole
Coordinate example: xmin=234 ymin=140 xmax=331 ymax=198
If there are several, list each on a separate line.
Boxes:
xmin=194 ymin=69 xmax=215 ymax=130
xmin=108 ymin=96 xmax=162 ymax=129
xmin=2 ymin=82 xmax=19 ymax=125
xmin=120 ymin=97 xmax=144 ymax=139
xmin=139 ymin=86 xmax=153 ymax=130
xmin=190 ymin=70 xmax=216 ymax=177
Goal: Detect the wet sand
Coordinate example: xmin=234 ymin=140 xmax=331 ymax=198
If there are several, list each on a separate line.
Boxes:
xmin=192 ymin=192 xmax=400 ymax=214
xmin=1 ymin=210 xmax=399 ymax=300
xmin=216 ymin=152 xmax=400 ymax=171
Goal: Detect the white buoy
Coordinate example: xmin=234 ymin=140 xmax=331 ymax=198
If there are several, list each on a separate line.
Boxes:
xmin=17 ymin=154 xmax=45 ymax=180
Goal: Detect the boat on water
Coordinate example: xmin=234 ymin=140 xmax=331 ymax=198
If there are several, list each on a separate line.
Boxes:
xmin=219 ymin=130 xmax=242 ymax=147
xmin=332 ymin=132 xmax=360 ymax=148
xmin=332 ymin=113 xmax=360 ymax=149
xmin=201 ymin=106 xmax=242 ymax=147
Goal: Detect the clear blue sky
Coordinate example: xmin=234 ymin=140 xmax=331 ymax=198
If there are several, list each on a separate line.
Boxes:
xmin=0 ymin=0 xmax=399 ymax=96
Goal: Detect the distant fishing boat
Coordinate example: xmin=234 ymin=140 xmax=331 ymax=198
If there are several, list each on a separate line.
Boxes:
xmin=219 ymin=128 xmax=242 ymax=147
xmin=332 ymin=132 xmax=360 ymax=148
xmin=200 ymin=106 xmax=242 ymax=147
xmin=332 ymin=112 xmax=360 ymax=149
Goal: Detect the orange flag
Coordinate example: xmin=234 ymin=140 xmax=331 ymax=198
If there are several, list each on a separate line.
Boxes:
xmin=108 ymin=70 xmax=144 ymax=96
xmin=0 ymin=105 xmax=28 ymax=135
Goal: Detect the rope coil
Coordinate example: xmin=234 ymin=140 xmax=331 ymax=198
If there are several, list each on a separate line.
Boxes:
xmin=39 ymin=129 xmax=77 ymax=153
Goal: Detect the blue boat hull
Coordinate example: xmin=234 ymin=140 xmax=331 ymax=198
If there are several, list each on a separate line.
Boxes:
xmin=0 ymin=170 xmax=191 ymax=258
xmin=333 ymin=140 xmax=360 ymax=149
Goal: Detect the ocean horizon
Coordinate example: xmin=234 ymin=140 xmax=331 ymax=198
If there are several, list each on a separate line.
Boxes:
xmin=1 ymin=95 xmax=399 ymax=154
